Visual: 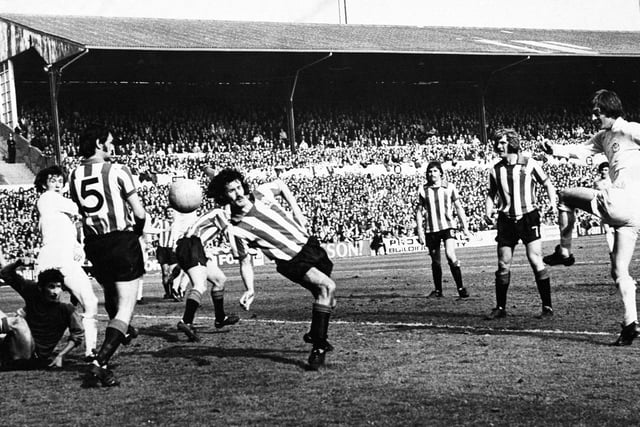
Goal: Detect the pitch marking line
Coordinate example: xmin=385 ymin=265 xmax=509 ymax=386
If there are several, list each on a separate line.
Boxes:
xmin=119 ymin=313 xmax=615 ymax=337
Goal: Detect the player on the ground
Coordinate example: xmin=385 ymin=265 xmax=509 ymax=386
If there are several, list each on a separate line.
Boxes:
xmin=174 ymin=205 xmax=254 ymax=342
xmin=416 ymin=161 xmax=470 ymax=299
xmin=209 ymin=168 xmax=336 ymax=370
xmin=485 ymin=128 xmax=557 ymax=320
xmin=541 ymin=89 xmax=640 ymax=345
xmin=33 ymin=165 xmax=98 ymax=360
xmin=0 ymin=260 xmax=84 ymax=369
xmin=69 ymin=124 xmax=147 ymax=386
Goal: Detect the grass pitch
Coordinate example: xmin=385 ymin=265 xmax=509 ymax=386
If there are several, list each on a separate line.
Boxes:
xmin=2 ymin=235 xmax=640 ymax=426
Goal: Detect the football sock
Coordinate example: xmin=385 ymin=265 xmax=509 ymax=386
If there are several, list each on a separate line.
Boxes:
xmin=617 ymin=277 xmax=638 ymax=326
xmin=137 ymin=279 xmax=144 ymax=301
xmin=495 ymin=270 xmax=510 ymax=309
xmin=309 ymin=303 xmax=332 ymax=346
xmin=534 ymin=268 xmax=552 ymax=308
xmin=431 ymin=263 xmax=443 ymax=292
xmin=103 ymin=289 xmax=118 ymax=320
xmin=211 ymin=290 xmax=226 ymax=321
xmin=82 ymin=315 xmax=98 ymax=356
xmin=95 ymin=321 xmax=127 ymax=366
xmin=182 ymin=289 xmax=202 ymax=325
xmin=449 ymin=260 xmax=463 ymax=289
xmin=0 ymin=316 xmax=9 ymax=334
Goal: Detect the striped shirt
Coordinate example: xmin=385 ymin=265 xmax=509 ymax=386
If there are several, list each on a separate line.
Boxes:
xmin=417 ymin=181 xmax=459 ymax=233
xmin=229 ymin=185 xmax=309 ymax=261
xmin=183 ymin=208 xmax=228 ymax=247
xmin=488 ymin=155 xmax=548 ymax=219
xmin=69 ymin=159 xmax=138 ymax=237
xmin=155 ymin=218 xmax=172 ymax=247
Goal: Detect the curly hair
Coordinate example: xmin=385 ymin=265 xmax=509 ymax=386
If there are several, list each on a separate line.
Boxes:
xmin=37 ymin=268 xmax=65 ymax=289
xmin=33 ymin=165 xmax=66 ymax=193
xmin=207 ymin=168 xmax=250 ymax=205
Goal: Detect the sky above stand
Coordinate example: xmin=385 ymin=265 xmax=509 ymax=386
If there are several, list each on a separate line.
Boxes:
xmin=1 ymin=0 xmax=639 ymax=30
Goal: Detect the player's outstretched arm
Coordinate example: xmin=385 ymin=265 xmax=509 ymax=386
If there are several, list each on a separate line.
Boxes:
xmin=49 ymin=340 xmax=76 ymax=368
xmin=127 ymin=193 xmax=148 ymax=236
xmin=415 ymin=204 xmax=425 ymax=246
xmin=238 ymin=254 xmax=255 ymax=311
xmin=261 ymin=179 xmax=307 ymax=227
xmin=484 ymin=195 xmax=497 ymax=227
xmin=612 ymin=119 xmax=640 ymax=144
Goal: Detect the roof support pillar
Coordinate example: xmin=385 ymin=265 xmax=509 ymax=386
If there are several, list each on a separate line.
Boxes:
xmin=45 ymin=64 xmax=62 ymax=165
xmin=287 ymin=52 xmax=333 ymax=153
xmin=44 ymin=49 xmax=89 ymax=166
xmin=480 ymin=55 xmax=531 ymax=147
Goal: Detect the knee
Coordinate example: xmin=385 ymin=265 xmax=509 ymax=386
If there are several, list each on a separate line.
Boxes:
xmin=534 ymin=268 xmax=549 ymax=281
xmin=448 ymin=259 xmax=460 ymax=268
xmin=496 ymin=263 xmax=510 ymax=281
xmin=318 ymin=278 xmax=336 ymax=299
xmin=209 ymin=274 xmax=227 ymax=292
xmin=497 ymin=261 xmax=510 ymax=274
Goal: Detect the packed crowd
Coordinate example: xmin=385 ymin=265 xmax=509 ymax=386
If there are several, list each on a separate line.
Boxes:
xmin=0 ymin=160 xmax=595 ymax=259
xmin=2 ymin=85 xmax=618 ymax=258
xmin=15 ymin=83 xmax=605 ymax=164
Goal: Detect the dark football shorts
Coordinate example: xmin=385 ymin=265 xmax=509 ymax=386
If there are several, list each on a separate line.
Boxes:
xmin=424 ymin=228 xmax=456 ymax=251
xmin=84 ymin=230 xmax=145 ymax=284
xmin=496 ymin=210 xmax=541 ymax=247
xmin=175 ymin=235 xmax=207 ymax=271
xmin=276 ymin=236 xmax=333 ymax=284
xmin=156 ymin=246 xmax=178 ymax=265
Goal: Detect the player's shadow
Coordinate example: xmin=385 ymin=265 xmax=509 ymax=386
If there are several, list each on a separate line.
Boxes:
xmin=134 ymin=345 xmax=308 ymax=369
xmin=386 ymin=322 xmax=613 ymax=345
xmin=131 ymin=324 xmax=183 ymax=343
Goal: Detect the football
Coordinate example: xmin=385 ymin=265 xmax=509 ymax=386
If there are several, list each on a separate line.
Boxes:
xmin=168 ymin=178 xmax=203 ymax=213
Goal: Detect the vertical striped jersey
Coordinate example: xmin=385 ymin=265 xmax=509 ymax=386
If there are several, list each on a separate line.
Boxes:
xmin=229 ymin=186 xmax=309 ymax=261
xmin=417 ymin=181 xmax=459 ymax=233
xmin=69 ymin=159 xmax=138 ymax=237
xmin=488 ymin=155 xmax=548 ymax=219
xmin=183 ymin=208 xmax=228 ymax=248
xmin=155 ymin=218 xmax=173 ymax=247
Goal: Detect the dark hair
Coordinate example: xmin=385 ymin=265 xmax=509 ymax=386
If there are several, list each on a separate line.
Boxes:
xmin=598 ymin=162 xmax=610 ymax=173
xmin=34 ymin=165 xmax=66 ymax=193
xmin=592 ymin=89 xmax=624 ymax=119
xmin=207 ymin=168 xmax=250 ymax=205
xmin=37 ymin=268 xmax=65 ymax=289
xmin=425 ymin=161 xmax=443 ymax=184
xmin=492 ymin=128 xmax=520 ymax=154
xmin=78 ymin=124 xmax=111 ymax=158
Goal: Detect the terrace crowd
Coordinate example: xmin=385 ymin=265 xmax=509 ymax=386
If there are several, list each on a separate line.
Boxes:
xmin=1 ymin=86 xmax=618 ymax=258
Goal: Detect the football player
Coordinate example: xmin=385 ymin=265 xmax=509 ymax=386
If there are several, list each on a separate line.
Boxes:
xmin=209 ymin=168 xmax=336 ymax=371
xmin=0 ymin=259 xmax=84 ymax=369
xmin=33 ymin=165 xmax=98 ymax=361
xmin=541 ymin=89 xmax=640 ymax=345
xmin=485 ymin=128 xmax=557 ymax=320
xmin=69 ymin=125 xmax=148 ymax=386
xmin=416 ymin=161 xmax=471 ymax=299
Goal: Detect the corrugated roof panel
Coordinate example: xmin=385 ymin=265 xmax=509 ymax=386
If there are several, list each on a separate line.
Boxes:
xmin=1 ymin=13 xmax=640 ymax=56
